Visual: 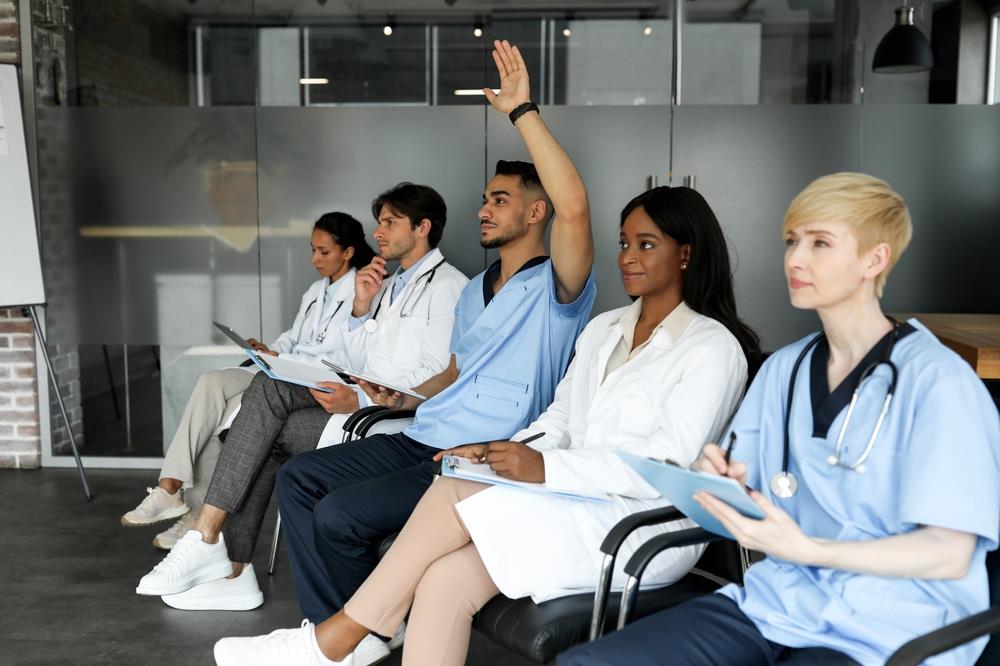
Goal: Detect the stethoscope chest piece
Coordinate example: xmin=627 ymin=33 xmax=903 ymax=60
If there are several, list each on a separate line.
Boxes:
xmin=770 ymin=471 xmax=798 ymax=499
xmin=363 ymin=318 xmax=379 ymax=334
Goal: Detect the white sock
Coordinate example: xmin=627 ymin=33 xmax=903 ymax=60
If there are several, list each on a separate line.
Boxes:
xmin=308 ymin=623 xmax=339 ymax=665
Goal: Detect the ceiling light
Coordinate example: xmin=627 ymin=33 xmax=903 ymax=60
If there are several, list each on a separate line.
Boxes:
xmin=454 ymin=88 xmax=500 ymax=96
xmin=643 ymin=25 xmax=653 ymax=36
xmin=562 ymin=27 xmax=571 ymax=37
xmin=473 ymin=26 xmax=483 ymax=37
xmin=383 ymin=15 xmax=396 ymax=37
xmin=300 ymin=78 xmax=329 ymax=85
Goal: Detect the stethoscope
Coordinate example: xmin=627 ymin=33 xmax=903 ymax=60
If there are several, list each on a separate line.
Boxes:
xmin=771 ymin=322 xmax=900 ymax=499
xmin=363 ymin=258 xmax=445 ymax=334
xmin=297 ymin=279 xmax=346 ymax=345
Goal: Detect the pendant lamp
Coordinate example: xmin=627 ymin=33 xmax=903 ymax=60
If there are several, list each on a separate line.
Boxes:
xmin=873 ymin=4 xmax=934 ymax=73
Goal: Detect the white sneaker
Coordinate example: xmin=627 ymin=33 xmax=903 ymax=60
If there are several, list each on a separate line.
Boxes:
xmin=160 ymin=563 xmax=263 ymax=611
xmin=136 ymin=530 xmax=232 ymax=596
xmin=354 ymin=635 xmax=390 ymax=666
xmin=387 ymin=621 xmax=405 ymax=651
xmin=153 ymin=513 xmax=196 ymax=550
xmin=121 ymin=487 xmax=189 ymax=526
xmin=214 ymin=620 xmax=354 ymax=666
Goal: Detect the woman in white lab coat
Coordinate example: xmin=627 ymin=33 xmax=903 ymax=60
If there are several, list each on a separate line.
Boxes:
xmin=120 ymin=212 xmax=376 ymax=549
xmin=216 ymin=186 xmax=761 ymax=666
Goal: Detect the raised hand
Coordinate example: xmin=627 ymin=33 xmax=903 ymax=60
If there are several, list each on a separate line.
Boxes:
xmin=484 ymin=40 xmax=531 ymax=114
xmin=353 ymin=256 xmax=389 ymax=317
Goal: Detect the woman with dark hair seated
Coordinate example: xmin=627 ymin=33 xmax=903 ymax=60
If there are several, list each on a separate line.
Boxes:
xmin=559 ymin=173 xmax=1000 ymax=666
xmin=212 ymin=184 xmax=761 ymax=666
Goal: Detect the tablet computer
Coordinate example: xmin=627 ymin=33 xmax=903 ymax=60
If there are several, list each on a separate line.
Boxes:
xmin=321 ymin=360 xmax=428 ymax=401
xmin=213 ymin=321 xmax=254 ymax=349
xmin=616 ymin=450 xmax=764 ymax=539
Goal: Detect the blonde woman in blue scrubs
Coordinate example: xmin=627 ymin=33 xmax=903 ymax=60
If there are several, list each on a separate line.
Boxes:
xmin=560 ymin=173 xmax=1000 ymax=666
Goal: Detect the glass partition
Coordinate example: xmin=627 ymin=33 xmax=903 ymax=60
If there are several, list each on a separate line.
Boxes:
xmin=670 ymin=105 xmax=863 ymax=351
xmin=33 ymin=0 xmax=1000 ymax=464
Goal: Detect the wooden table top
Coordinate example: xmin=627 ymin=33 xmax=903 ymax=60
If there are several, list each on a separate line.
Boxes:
xmin=894 ymin=313 xmax=1000 ymax=380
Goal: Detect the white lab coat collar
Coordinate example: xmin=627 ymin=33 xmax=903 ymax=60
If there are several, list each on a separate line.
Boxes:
xmin=611 ymin=299 xmax=696 ymax=350
xmin=407 ymin=247 xmax=445 ymax=282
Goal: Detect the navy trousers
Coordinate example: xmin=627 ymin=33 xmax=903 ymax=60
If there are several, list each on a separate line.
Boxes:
xmin=276 ymin=432 xmax=438 ymax=623
xmin=558 ymin=594 xmax=860 ymax=666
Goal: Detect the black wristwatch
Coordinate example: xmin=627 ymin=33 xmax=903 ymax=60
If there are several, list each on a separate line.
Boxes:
xmin=509 ymin=101 xmax=539 ymax=125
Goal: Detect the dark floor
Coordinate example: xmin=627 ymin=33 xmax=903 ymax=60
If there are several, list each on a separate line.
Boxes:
xmin=0 ymin=468 xmax=538 ymax=666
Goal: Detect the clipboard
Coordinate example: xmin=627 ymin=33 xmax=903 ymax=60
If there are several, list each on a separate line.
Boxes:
xmin=441 ymin=455 xmax=610 ymax=503
xmin=321 ymin=359 xmax=427 ymax=400
xmin=616 ymin=450 xmax=764 ymax=539
xmin=213 ymin=321 xmax=335 ymax=392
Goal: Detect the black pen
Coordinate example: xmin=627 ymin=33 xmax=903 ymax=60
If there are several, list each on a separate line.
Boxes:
xmin=723 ymin=431 xmax=737 ymax=464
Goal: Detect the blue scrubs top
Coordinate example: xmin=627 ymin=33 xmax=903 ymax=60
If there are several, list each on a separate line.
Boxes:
xmin=404 ymin=257 xmax=596 ymax=449
xmin=718 ymin=320 xmax=1000 ymax=666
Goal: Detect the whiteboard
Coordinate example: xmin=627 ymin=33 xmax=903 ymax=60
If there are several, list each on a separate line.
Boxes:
xmin=0 ymin=64 xmax=45 ymax=307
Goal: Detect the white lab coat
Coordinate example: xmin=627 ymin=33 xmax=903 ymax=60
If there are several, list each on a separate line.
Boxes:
xmin=456 ymin=301 xmax=748 ymax=603
xmin=270 ymin=270 xmax=356 ymax=364
xmin=316 ymin=248 xmax=468 ymax=447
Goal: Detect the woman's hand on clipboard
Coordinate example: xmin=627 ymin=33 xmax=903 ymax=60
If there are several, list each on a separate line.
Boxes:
xmin=434 ymin=439 xmax=546 ymax=483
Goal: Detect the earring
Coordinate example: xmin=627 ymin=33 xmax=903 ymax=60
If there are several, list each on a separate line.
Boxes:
xmin=681 ymin=262 xmax=688 ymax=270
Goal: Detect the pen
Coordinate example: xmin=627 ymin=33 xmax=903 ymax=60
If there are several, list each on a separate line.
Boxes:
xmin=723 ymin=432 xmax=737 ymax=464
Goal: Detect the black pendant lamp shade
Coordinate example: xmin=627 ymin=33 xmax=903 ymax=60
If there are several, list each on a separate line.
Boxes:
xmin=873 ymin=5 xmax=934 ymax=73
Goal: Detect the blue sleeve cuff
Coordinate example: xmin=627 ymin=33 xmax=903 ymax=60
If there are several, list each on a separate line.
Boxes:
xmin=348 ymin=314 xmax=371 ymax=332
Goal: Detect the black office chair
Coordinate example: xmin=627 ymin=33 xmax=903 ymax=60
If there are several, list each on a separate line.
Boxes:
xmin=471 ymin=507 xmax=748 ymax=663
xmin=583 ymin=513 xmax=1000 ymax=666
xmin=886 ymin=547 xmax=1000 ymax=665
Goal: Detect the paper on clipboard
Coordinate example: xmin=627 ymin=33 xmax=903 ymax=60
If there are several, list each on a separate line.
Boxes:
xmin=441 ymin=455 xmax=610 ymax=503
xmin=321 ymin=359 xmax=427 ymax=400
xmin=616 ymin=450 xmax=764 ymax=539
xmin=241 ymin=349 xmax=337 ymax=393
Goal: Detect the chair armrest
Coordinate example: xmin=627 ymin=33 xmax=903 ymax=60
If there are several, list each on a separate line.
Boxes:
xmin=588 ymin=506 xmax=687 ymax=640
xmin=599 ymin=506 xmax=685 ymax=557
xmin=355 ymin=409 xmax=417 ymax=439
xmin=885 ymin=606 xmax=1000 ymax=666
xmin=615 ymin=527 xmax=723 ymax=630
xmin=623 ymin=527 xmax=722 ymax=579
xmin=342 ymin=406 xmax=388 ymax=439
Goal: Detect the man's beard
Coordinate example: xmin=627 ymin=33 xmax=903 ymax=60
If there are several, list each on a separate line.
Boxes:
xmin=480 ymin=222 xmax=526 ymax=249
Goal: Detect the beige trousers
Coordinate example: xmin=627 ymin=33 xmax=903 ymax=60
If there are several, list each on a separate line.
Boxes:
xmin=158 ymin=367 xmax=253 ymax=512
xmin=344 ymin=477 xmax=499 ymax=666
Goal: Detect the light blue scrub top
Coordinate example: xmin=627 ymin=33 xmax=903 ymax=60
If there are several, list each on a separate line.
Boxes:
xmin=718 ymin=320 xmax=1000 ymax=666
xmin=404 ymin=258 xmax=596 ymax=449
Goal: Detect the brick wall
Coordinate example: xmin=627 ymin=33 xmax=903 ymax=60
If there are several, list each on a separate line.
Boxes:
xmin=0 ymin=2 xmax=40 ymax=469
xmin=0 ymin=310 xmax=41 ymax=469
xmin=0 ymin=0 xmax=17 ymax=65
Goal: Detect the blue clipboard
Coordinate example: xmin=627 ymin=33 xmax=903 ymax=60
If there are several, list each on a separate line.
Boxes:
xmin=616 ymin=451 xmax=764 ymax=539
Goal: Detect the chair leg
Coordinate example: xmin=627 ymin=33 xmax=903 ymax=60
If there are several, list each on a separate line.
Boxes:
xmin=616 ymin=575 xmax=640 ymax=630
xmin=268 ymin=513 xmax=282 ymax=575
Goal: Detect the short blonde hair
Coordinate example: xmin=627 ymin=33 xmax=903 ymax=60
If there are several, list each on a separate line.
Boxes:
xmin=783 ymin=172 xmax=912 ymax=297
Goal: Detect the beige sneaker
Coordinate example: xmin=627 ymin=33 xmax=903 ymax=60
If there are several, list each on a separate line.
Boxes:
xmin=121 ymin=486 xmax=189 ymax=527
xmin=153 ymin=512 xmax=197 ymax=550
